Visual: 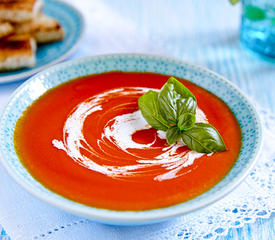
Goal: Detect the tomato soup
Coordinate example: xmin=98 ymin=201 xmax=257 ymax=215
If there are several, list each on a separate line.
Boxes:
xmin=14 ymin=72 xmax=242 ymax=211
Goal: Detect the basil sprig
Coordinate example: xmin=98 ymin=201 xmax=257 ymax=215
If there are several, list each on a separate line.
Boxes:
xmin=138 ymin=77 xmax=227 ymax=153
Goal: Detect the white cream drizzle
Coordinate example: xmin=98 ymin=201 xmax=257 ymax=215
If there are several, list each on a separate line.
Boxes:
xmin=52 ymin=87 xmax=210 ymax=181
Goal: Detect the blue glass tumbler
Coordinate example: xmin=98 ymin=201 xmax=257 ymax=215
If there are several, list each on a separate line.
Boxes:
xmin=241 ymin=0 xmax=275 ymax=59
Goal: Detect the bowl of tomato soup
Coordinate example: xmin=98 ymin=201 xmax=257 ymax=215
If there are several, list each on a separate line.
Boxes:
xmin=0 ymin=54 xmax=262 ymax=225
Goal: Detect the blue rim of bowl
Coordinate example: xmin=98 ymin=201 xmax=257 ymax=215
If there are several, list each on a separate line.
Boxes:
xmin=0 ymin=54 xmax=263 ymax=225
xmin=0 ymin=0 xmax=85 ymax=84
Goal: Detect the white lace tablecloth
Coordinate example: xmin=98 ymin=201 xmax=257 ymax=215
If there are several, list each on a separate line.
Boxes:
xmin=0 ymin=0 xmax=274 ymax=239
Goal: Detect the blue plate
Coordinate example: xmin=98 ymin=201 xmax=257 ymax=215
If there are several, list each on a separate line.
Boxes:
xmin=0 ymin=54 xmax=262 ymax=225
xmin=0 ymin=0 xmax=84 ymax=84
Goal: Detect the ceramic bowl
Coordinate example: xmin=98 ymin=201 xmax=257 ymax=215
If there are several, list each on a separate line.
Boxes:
xmin=0 ymin=54 xmax=262 ymax=225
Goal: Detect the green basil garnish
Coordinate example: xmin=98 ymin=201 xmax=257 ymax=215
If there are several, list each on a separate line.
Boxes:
xmin=181 ymin=123 xmax=226 ymax=153
xmin=138 ymin=77 xmax=227 ymax=153
xmin=138 ymin=90 xmax=169 ymax=131
xmin=177 ymin=113 xmax=195 ymax=131
xmin=244 ymin=5 xmax=266 ymax=21
xmin=158 ymin=77 xmax=197 ymax=125
xmin=166 ymin=126 xmax=181 ymax=145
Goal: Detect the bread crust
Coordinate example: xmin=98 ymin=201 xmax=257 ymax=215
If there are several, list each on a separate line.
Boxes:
xmin=13 ymin=13 xmax=64 ymax=43
xmin=0 ymin=21 xmax=13 ymax=38
xmin=0 ymin=0 xmax=43 ymax=22
xmin=0 ymin=34 xmax=36 ymax=70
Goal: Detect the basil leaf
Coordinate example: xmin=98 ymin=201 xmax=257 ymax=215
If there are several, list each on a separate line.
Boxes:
xmin=181 ymin=123 xmax=227 ymax=153
xmin=138 ymin=90 xmax=169 ymax=131
xmin=169 ymin=77 xmax=197 ymax=116
xmin=158 ymin=81 xmax=178 ymax=124
xmin=177 ymin=96 xmax=197 ymax=117
xmin=158 ymin=77 xmax=197 ymax=124
xmin=166 ymin=126 xmax=181 ymax=145
xmin=177 ymin=113 xmax=195 ymax=131
xmin=245 ymin=5 xmax=266 ymax=21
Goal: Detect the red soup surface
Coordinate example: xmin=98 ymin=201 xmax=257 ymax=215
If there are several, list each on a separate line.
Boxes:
xmin=14 ymin=72 xmax=242 ymax=211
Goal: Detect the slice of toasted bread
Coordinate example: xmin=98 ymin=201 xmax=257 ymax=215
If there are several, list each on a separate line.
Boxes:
xmin=13 ymin=13 xmax=64 ymax=43
xmin=0 ymin=34 xmax=36 ymax=71
xmin=0 ymin=0 xmax=43 ymax=23
xmin=0 ymin=21 xmax=13 ymax=38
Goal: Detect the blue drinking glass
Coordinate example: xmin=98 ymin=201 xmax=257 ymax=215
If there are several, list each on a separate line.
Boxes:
xmin=241 ymin=0 xmax=275 ymax=59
